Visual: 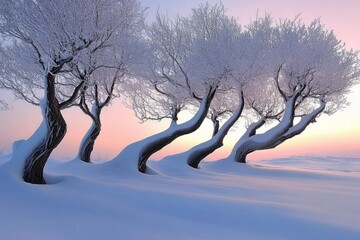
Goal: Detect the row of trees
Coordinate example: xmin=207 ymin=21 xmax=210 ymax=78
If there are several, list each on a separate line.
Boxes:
xmin=0 ymin=1 xmax=359 ymax=184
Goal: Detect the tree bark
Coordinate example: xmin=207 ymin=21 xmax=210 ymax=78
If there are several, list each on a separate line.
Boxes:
xmin=137 ymin=88 xmax=216 ymax=173
xmin=78 ymin=117 xmax=101 ymax=163
xmin=228 ymin=118 xmax=266 ymax=164
xmin=230 ymin=93 xmax=324 ymax=164
xmin=187 ymin=93 xmax=244 ymax=168
xmin=23 ymin=72 xmax=66 ymax=184
xmin=230 ymin=93 xmax=300 ymax=163
xmin=211 ymin=114 xmax=220 ymax=137
xmin=267 ymin=99 xmax=326 ymax=150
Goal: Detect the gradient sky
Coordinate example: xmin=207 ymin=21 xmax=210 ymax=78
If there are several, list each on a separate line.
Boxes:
xmin=1 ymin=0 xmax=360 ymax=162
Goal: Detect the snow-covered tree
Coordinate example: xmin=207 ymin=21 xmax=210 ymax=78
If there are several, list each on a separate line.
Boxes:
xmin=0 ymin=0 xmax=143 ymax=183
xmin=228 ymin=17 xmax=360 ymax=163
xmin=75 ymin=67 xmax=125 ymax=163
xmin=118 ymin=3 xmax=240 ymax=172
xmin=72 ymin=17 xmax=144 ymax=163
xmin=185 ymin=22 xmax=273 ymax=168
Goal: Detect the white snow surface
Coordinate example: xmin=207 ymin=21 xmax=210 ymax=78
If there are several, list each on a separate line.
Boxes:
xmin=0 ymin=152 xmax=359 ymax=240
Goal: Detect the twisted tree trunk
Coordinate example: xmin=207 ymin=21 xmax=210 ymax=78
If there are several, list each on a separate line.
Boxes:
xmin=137 ymin=88 xmax=216 ymax=173
xmin=230 ymin=94 xmax=299 ymax=163
xmin=210 ymin=114 xmax=220 ymax=137
xmin=267 ymin=99 xmax=326 ymax=150
xmin=23 ymin=72 xmax=66 ymax=184
xmin=187 ymin=93 xmax=244 ymax=168
xmin=78 ymin=116 xmax=101 ymax=163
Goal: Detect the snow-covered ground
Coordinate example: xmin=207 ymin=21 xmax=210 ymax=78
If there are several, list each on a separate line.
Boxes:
xmin=0 ymin=154 xmax=359 ymax=240
xmin=253 ymin=156 xmax=360 ymax=173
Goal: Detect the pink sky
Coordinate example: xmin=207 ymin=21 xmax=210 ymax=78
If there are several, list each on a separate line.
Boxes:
xmin=1 ymin=0 xmax=360 ymax=162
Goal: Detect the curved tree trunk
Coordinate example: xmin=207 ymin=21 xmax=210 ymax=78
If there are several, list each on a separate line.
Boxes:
xmin=267 ymin=99 xmax=326 ymax=150
xmin=23 ymin=72 xmax=66 ymax=184
xmin=239 ymin=118 xmax=266 ymax=141
xmin=187 ymin=93 xmax=244 ymax=168
xmin=229 ymin=94 xmax=299 ymax=163
xmin=78 ymin=117 xmax=101 ymax=163
xmin=137 ymin=88 xmax=216 ymax=173
xmin=211 ymin=114 xmax=220 ymax=137
xmin=232 ymin=141 xmax=258 ymax=163
xmin=77 ymin=104 xmax=102 ymax=163
xmin=231 ymin=118 xmax=266 ymax=163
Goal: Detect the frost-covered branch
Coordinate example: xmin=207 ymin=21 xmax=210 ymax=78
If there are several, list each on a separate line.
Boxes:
xmin=0 ymin=0 xmax=145 ymax=183
xmin=228 ymin=16 xmax=360 ymax=164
